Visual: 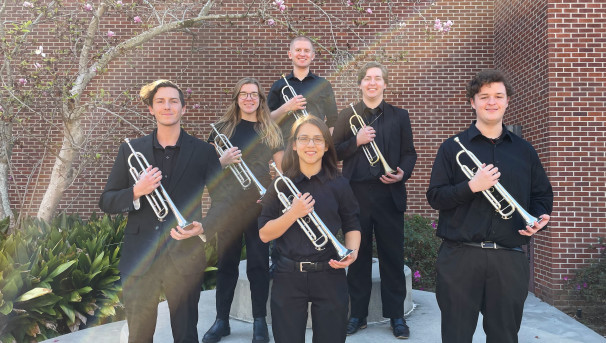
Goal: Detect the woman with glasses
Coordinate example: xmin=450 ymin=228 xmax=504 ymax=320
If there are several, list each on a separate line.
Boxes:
xmin=203 ymin=77 xmax=283 ymax=343
xmin=259 ymin=116 xmax=361 ymax=343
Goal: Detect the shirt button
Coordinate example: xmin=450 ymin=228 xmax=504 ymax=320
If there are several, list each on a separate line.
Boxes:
xmin=155 ymin=226 xmax=160 ymax=230
xmin=166 ymin=156 xmax=170 ymax=159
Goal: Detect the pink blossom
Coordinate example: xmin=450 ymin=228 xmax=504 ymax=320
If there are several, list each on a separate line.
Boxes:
xmin=35 ymin=46 xmax=46 ymax=58
xmin=576 ymin=284 xmax=581 ymax=290
xmin=18 ymin=78 xmax=27 ymax=86
xmin=366 ymin=8 xmax=372 ymax=14
xmin=267 ymin=19 xmax=276 ymax=26
xmin=193 ymin=103 xmax=201 ymax=109
xmin=84 ymin=3 xmax=93 ymax=11
xmin=134 ymin=16 xmax=142 ymax=23
xmin=116 ymin=1 xmax=123 ymax=5
xmin=0 ymin=105 xmax=3 ymax=112
xmin=107 ymin=30 xmax=115 ymax=38
xmin=347 ymin=0 xmax=352 ymax=6
xmin=583 ymin=282 xmax=588 ymax=288
xmin=434 ymin=19 xmax=443 ymax=32
xmin=23 ymin=1 xmax=34 ymax=7
xmin=431 ymin=221 xmax=437 ymax=229
xmin=413 ymin=270 xmax=421 ymax=282
xmin=34 ymin=62 xmax=42 ymax=69
xmin=274 ymin=0 xmax=286 ymax=12
xmin=186 ymin=88 xmax=193 ymax=95
xmin=563 ymin=276 xmax=568 ymax=281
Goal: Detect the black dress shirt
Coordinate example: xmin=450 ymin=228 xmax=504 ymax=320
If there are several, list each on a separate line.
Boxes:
xmin=426 ymin=122 xmax=553 ymax=248
xmin=258 ymin=169 xmax=361 ymax=262
xmin=267 ymin=71 xmax=338 ymax=142
xmin=152 ymin=129 xmax=182 ymax=190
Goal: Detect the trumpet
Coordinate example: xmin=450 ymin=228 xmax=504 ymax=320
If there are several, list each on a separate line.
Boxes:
xmin=124 ymin=138 xmax=206 ymax=242
xmin=211 ymin=124 xmax=266 ymax=199
xmin=271 ymin=162 xmax=354 ymax=261
xmin=280 ymin=74 xmax=309 ymax=120
xmin=349 ymin=103 xmax=396 ymax=174
xmin=454 ymin=137 xmax=542 ymax=227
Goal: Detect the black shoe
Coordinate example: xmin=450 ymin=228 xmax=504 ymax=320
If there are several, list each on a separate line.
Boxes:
xmin=346 ymin=317 xmax=367 ymax=336
xmin=202 ymin=319 xmax=230 ymax=343
xmin=252 ymin=317 xmax=269 ymax=343
xmin=390 ymin=317 xmax=410 ymax=339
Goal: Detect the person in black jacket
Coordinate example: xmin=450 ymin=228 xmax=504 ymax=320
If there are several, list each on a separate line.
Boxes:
xmin=259 ymin=116 xmax=361 ymax=343
xmin=333 ymin=62 xmax=417 ymax=339
xmin=202 ymin=77 xmax=283 ymax=343
xmin=99 ymin=80 xmax=224 ymax=343
xmin=267 ymin=36 xmax=338 ymax=141
xmin=426 ymin=69 xmax=553 ymax=343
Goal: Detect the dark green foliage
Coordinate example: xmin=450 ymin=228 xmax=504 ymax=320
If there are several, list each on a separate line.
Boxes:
xmin=0 ymin=213 xmax=124 ymax=342
xmin=567 ymin=237 xmax=605 ymax=303
xmin=403 ymin=214 xmax=441 ymax=291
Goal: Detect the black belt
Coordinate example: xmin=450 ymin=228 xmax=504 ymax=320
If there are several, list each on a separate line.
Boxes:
xmin=278 ymin=256 xmax=332 ymax=272
xmin=447 ymin=240 xmax=523 ymax=252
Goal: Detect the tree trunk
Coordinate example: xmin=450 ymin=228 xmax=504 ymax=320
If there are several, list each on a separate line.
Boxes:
xmin=36 ymin=113 xmax=84 ymax=222
xmin=0 ymin=121 xmax=14 ymax=222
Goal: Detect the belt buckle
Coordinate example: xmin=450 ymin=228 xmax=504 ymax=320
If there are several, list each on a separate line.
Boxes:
xmin=299 ymin=262 xmax=313 ymax=272
xmin=481 ymin=241 xmax=497 ymax=249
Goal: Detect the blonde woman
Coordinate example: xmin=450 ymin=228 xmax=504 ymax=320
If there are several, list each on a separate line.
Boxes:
xmin=203 ymin=77 xmax=283 ymax=343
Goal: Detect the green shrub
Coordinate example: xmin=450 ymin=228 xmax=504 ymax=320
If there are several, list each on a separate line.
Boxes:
xmin=567 ymin=237 xmax=606 ymax=304
xmin=404 ymin=214 xmax=441 ymax=291
xmin=0 ymin=213 xmax=124 ymax=342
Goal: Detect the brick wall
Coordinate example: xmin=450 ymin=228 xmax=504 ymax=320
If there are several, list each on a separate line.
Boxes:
xmin=494 ymin=0 xmax=606 ymax=307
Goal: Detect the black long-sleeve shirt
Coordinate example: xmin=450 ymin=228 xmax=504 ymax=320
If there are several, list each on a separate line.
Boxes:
xmin=258 ymin=169 xmax=361 ymax=262
xmin=426 ymin=122 xmax=553 ymax=248
xmin=267 ymin=71 xmax=338 ymax=143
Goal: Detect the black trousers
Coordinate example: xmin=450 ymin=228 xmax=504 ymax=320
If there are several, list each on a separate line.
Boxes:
xmin=271 ymin=262 xmax=349 ymax=343
xmin=436 ymin=241 xmax=529 ymax=343
xmin=122 ymin=254 xmax=204 ymax=343
xmin=347 ymin=182 xmax=405 ymax=318
xmin=215 ymin=203 xmax=269 ymax=319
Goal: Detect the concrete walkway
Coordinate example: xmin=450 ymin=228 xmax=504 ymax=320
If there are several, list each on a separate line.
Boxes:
xmin=43 ymin=289 xmax=605 ymax=343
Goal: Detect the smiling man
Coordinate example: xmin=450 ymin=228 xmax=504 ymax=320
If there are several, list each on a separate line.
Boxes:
xmin=267 ymin=36 xmax=338 ymax=143
xmin=333 ymin=61 xmax=417 ymax=339
xmin=426 ymin=70 xmax=553 ymax=343
xmin=99 ymin=80 xmax=225 ymax=343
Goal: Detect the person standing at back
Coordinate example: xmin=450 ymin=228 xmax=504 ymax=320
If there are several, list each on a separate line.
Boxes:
xmin=267 ymin=35 xmax=338 ymax=142
xmin=333 ymin=62 xmax=417 ymax=339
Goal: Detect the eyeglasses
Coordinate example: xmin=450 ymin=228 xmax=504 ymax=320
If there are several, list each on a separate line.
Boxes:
xmin=238 ymin=92 xmax=259 ymax=100
xmin=296 ymin=136 xmax=325 ymax=146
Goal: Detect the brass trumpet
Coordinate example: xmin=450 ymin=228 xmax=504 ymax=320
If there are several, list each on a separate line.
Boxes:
xmin=280 ymin=74 xmax=309 ymax=120
xmin=271 ymin=162 xmax=354 ymax=261
xmin=124 ymin=138 xmax=206 ymax=242
xmin=349 ymin=103 xmax=396 ymax=174
xmin=454 ymin=136 xmax=542 ymax=227
xmin=211 ymin=124 xmax=266 ymax=199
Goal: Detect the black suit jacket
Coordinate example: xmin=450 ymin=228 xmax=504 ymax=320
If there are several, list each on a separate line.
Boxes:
xmin=99 ymin=130 xmax=225 ymax=276
xmin=333 ymin=101 xmax=417 ymax=212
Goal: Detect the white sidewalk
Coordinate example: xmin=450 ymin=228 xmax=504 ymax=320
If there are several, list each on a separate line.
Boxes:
xmin=42 ymin=289 xmax=605 ymax=343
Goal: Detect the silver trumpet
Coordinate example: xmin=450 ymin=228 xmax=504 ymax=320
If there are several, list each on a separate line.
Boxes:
xmin=454 ymin=137 xmax=542 ymax=227
xmin=124 ymin=138 xmax=207 ymax=242
xmin=271 ymin=162 xmax=354 ymax=261
xmin=280 ymin=74 xmax=309 ymax=120
xmin=211 ymin=124 xmax=266 ymax=199
xmin=349 ymin=103 xmax=396 ymax=174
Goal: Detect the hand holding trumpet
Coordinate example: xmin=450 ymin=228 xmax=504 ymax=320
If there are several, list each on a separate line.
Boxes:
xmin=219 ymin=146 xmax=242 ymax=167
xmin=356 ymin=125 xmax=376 ymax=146
xmin=133 ymin=165 xmax=162 ymax=200
xmin=468 ymin=163 xmax=501 ymax=193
